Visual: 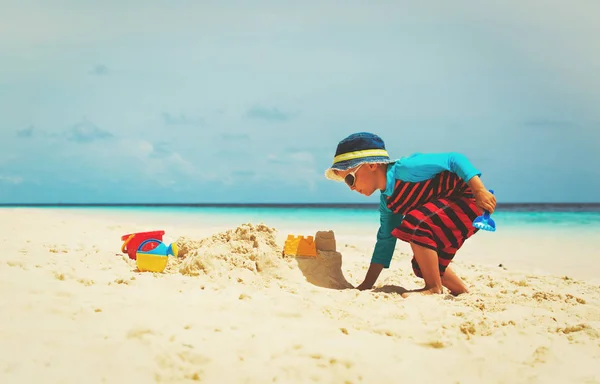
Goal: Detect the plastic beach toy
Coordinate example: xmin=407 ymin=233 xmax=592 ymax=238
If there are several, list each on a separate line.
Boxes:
xmin=472 ymin=189 xmax=496 ymax=232
xmin=121 ymin=230 xmax=165 ymax=260
xmin=135 ymin=239 xmax=179 ymax=273
xmin=283 ymin=234 xmax=317 ymax=257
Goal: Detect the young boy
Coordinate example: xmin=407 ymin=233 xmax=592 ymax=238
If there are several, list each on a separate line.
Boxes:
xmin=324 ymin=132 xmax=496 ymax=296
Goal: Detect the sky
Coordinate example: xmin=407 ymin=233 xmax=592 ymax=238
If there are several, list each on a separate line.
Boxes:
xmin=1 ymin=0 xmax=599 ymax=204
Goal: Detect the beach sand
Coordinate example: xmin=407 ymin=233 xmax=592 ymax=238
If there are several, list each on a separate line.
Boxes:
xmin=1 ymin=208 xmax=599 ymax=383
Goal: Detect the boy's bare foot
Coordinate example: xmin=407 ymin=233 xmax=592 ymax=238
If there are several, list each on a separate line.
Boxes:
xmin=401 ymin=286 xmax=443 ymax=298
xmin=441 ymin=267 xmax=469 ymax=295
xmin=406 ymin=244 xmax=470 ymax=298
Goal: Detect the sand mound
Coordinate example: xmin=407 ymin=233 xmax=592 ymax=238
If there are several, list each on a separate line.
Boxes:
xmin=171 ymin=223 xmax=292 ymax=283
xmin=169 ymin=225 xmax=355 ymax=290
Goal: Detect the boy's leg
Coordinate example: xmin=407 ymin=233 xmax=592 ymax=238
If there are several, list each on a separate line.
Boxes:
xmin=439 ymin=250 xmax=469 ymax=295
xmin=405 ymin=242 xmax=443 ymax=295
xmin=392 ymin=197 xmax=480 ymax=297
xmin=441 ymin=267 xmax=469 ymax=295
xmin=403 ymin=245 xmax=468 ymax=296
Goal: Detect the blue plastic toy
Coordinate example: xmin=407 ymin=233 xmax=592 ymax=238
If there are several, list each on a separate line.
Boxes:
xmin=135 ymin=239 xmax=179 ymax=273
xmin=137 ymin=239 xmax=178 ymax=257
xmin=472 ymin=189 xmax=496 ymax=232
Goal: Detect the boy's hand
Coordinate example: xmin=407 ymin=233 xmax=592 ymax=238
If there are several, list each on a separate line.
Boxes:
xmin=356 ymin=283 xmax=372 ymax=291
xmin=356 ymin=263 xmax=384 ymax=291
xmin=467 ymin=176 xmax=496 ymax=213
xmin=474 ymin=189 xmax=496 ymax=214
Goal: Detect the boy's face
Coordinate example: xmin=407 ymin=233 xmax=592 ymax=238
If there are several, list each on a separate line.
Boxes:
xmin=336 ymin=163 xmax=381 ymax=196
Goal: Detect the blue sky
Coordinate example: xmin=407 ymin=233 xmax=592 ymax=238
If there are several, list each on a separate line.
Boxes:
xmin=1 ymin=0 xmax=599 ymax=203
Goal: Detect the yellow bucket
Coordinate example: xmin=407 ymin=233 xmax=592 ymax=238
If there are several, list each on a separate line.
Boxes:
xmin=136 ymin=253 xmax=169 ymax=273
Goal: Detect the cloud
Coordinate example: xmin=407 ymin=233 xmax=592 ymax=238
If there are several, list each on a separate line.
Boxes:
xmin=138 ymin=142 xmax=197 ymax=182
xmin=264 ymin=150 xmax=320 ymax=191
xmin=91 ymin=64 xmax=108 ymax=75
xmin=246 ymin=106 xmax=292 ymax=122
xmin=147 ymin=141 xmax=173 ymax=158
xmin=162 ymin=112 xmax=204 ymax=126
xmin=65 ymin=138 xmax=200 ymax=191
xmin=136 ymin=140 xmax=196 ymax=174
xmin=14 ymin=121 xmax=112 ymax=143
xmin=0 ymin=175 xmax=23 ymax=184
xmin=16 ymin=125 xmax=34 ymax=138
xmin=210 ymin=149 xmax=318 ymax=187
xmin=65 ymin=120 xmax=113 ymax=143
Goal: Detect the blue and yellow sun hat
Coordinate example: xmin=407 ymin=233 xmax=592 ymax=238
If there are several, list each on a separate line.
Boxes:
xmin=324 ymin=132 xmax=395 ymax=181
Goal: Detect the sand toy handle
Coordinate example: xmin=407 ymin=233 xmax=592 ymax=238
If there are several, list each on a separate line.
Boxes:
xmin=138 ymin=239 xmax=162 ymax=252
xmin=121 ymin=234 xmax=135 ymax=254
xmin=137 ymin=239 xmax=161 ymax=252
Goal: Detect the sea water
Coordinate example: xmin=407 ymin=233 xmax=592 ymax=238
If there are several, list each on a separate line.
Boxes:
xmin=24 ymin=204 xmax=600 ymax=233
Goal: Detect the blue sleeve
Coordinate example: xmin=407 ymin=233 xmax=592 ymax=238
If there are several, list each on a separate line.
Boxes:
xmin=370 ymin=194 xmax=404 ymax=268
xmin=394 ymin=152 xmax=482 ymax=183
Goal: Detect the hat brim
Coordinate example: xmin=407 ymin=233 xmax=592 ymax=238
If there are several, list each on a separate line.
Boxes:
xmin=324 ymin=156 xmax=395 ymax=182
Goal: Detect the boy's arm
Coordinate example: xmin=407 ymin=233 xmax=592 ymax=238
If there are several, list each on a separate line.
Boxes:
xmin=396 ymin=152 xmax=482 ymax=184
xmin=397 ymin=152 xmax=492 ymax=206
xmin=356 ymin=195 xmax=403 ymax=290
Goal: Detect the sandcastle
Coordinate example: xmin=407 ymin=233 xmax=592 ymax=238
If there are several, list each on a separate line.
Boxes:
xmin=283 ymin=235 xmax=317 ymax=257
xmin=315 ymin=230 xmax=336 ymax=252
xmin=288 ymin=230 xmax=353 ymax=290
xmin=283 ymin=230 xmax=338 ymax=257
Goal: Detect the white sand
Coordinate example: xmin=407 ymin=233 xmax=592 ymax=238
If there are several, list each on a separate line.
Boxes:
xmin=1 ymin=208 xmax=599 ymax=383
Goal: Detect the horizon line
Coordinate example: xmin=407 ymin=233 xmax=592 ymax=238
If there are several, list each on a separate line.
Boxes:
xmin=1 ymin=202 xmax=599 ymax=208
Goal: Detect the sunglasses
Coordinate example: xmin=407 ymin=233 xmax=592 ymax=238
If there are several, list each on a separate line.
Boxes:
xmin=344 ymin=165 xmax=363 ymax=187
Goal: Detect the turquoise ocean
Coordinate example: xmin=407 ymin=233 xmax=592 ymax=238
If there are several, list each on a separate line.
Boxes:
xmin=6 ymin=204 xmax=600 ymax=232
